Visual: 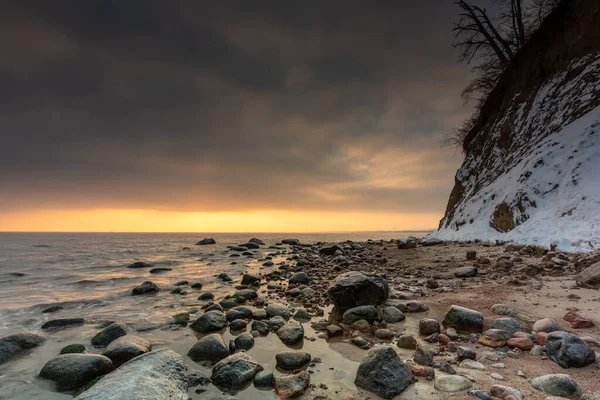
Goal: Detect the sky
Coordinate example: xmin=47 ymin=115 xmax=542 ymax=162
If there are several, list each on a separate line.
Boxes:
xmin=0 ymin=0 xmax=476 ymax=232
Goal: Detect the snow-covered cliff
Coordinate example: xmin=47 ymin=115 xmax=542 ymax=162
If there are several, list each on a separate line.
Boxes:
xmin=435 ymin=0 xmax=600 ymax=251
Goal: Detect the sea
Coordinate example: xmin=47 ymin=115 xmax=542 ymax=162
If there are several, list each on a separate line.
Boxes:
xmin=0 ymin=231 xmax=430 ymax=399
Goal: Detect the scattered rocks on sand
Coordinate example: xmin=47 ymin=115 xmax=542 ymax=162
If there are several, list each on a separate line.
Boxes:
xmin=276 ymin=321 xmax=304 ymax=345
xmin=275 ymin=351 xmax=311 ymax=370
xmin=531 ymin=374 xmax=581 ymax=397
xmin=41 ymin=318 xmax=85 ymax=331
xmin=101 ymin=335 xmax=151 ymax=367
xmin=196 ymin=238 xmax=216 ymax=245
xmin=0 ymin=333 xmax=45 ymax=365
xmin=91 ymin=322 xmax=128 ymax=347
xmin=441 ymin=305 xmax=483 ymax=333
xmin=187 ymin=333 xmax=229 ymax=361
xmin=434 ymin=375 xmax=472 ymax=393
xmin=327 ymin=271 xmax=389 ymax=312
xmin=457 ymin=346 xmax=476 ymax=361
xmin=75 ymin=349 xmax=188 ymax=400
xmin=40 ymin=354 xmax=114 ymax=390
xmin=343 ymin=305 xmax=378 ymax=325
xmin=459 ymin=359 xmax=485 ymax=370
xmin=546 ymin=331 xmax=596 ymax=368
xmin=354 ymin=346 xmax=414 ymax=399
xmin=211 ymin=352 xmax=263 ymax=389
xmin=131 ymin=281 xmax=159 ymax=295
xmin=126 ymin=261 xmax=151 ymax=268
xmin=274 ymin=371 xmax=310 ymax=399
xmin=190 ymin=311 xmax=227 ymax=333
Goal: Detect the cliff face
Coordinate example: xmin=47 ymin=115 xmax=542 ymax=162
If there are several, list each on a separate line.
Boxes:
xmin=436 ymin=0 xmax=600 ymax=251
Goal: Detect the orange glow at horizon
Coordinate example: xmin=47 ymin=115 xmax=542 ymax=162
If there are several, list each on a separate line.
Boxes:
xmin=0 ymin=209 xmax=440 ymax=233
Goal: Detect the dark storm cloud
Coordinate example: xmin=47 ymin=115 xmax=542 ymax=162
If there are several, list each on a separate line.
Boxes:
xmin=0 ymin=0 xmax=473 ymax=214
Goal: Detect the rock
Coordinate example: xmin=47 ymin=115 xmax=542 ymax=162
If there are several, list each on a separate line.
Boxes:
xmin=277 ymin=321 xmax=304 ymax=345
xmin=187 ymin=333 xmax=229 ymax=361
xmin=220 ymin=298 xmax=238 ymax=309
xmin=254 ymin=371 xmax=274 ymax=387
xmin=234 ymin=332 xmax=255 ymax=350
xmin=326 ymin=324 xmax=343 ymax=337
xmin=211 ymin=352 xmax=263 ymax=389
xmin=190 ymin=311 xmax=227 ymax=333
xmin=172 ymin=313 xmax=190 ymax=327
xmin=149 ymin=267 xmax=172 ymax=274
xmin=454 ymin=266 xmax=477 ymax=278
xmin=60 ymin=344 xmax=86 ymax=354
xmin=226 ymin=306 xmax=253 ymax=321
xmin=42 ymin=305 xmax=63 ymax=313
xmin=196 ymin=238 xmax=216 ymax=245
xmin=327 ymin=271 xmax=389 ymax=312
xmin=468 ymin=389 xmax=493 ymax=400
xmin=491 ymin=304 xmax=520 ymax=317
xmin=91 ymin=323 xmax=128 ymax=347
xmin=293 ymin=309 xmax=310 ymax=321
xmin=281 ymin=239 xmax=301 ymax=245
xmin=132 ymin=281 xmax=159 ymax=295
xmin=382 ymin=306 xmax=406 ymax=323
xmin=276 ymin=351 xmax=311 ymax=370
xmin=191 ymin=282 xmax=203 ymax=289
xmin=352 ymin=337 xmax=369 ymax=348
xmin=126 ymin=261 xmax=151 ymax=268
xmin=466 ymin=251 xmax=477 ymax=260
xmin=251 ymin=320 xmax=269 ymax=336
xmin=274 ymin=371 xmax=310 ymax=399
xmin=546 ymin=331 xmax=596 ymax=368
xmin=507 ymin=337 xmax=534 ymax=351
xmin=491 ymin=318 xmax=521 ymax=336
xmin=405 ymin=360 xmax=435 ymax=378
xmin=268 ymin=316 xmax=287 ymax=331
xmin=74 ymin=349 xmax=188 ymax=400
xmin=375 ymin=329 xmax=395 ymax=340
xmin=490 ymin=372 xmax=505 ymax=380
xmin=40 ymin=354 xmax=113 ymax=390
xmin=234 ymin=289 xmax=257 ymax=300
xmin=397 ymin=335 xmax=418 ymax=349
xmin=0 ymin=333 xmax=46 ymax=364
xmin=531 ymin=374 xmax=582 ymax=397
xmin=266 ymin=303 xmax=291 ymax=319
xmin=252 ymin=309 xmax=267 ymax=320
xmin=413 ymin=346 xmax=435 ymax=366
xmin=422 ymin=237 xmax=444 ymax=246
xmin=241 ymin=273 xmax=260 ymax=285
xmin=241 ymin=242 xmax=260 ymax=249
xmin=249 ymin=237 xmax=265 ymax=245
xmin=354 ymin=346 xmax=414 ymax=399
xmin=576 ymin=261 xmax=600 ymax=288
xmin=533 ymin=318 xmax=562 ymax=333
xmin=405 ymin=302 xmax=430 ymax=313
xmin=319 ymin=243 xmax=343 ymax=256
xmin=343 ymin=305 xmax=378 ymax=325
xmin=459 ymin=359 xmax=485 ymax=370
xmin=457 ymin=346 xmax=477 ymax=361
xmin=489 ymin=384 xmax=524 ymax=400
xmin=289 ymin=272 xmax=309 ymax=285
xmin=101 ymin=335 xmax=151 ymax=366
xmin=41 ymin=318 xmax=85 ymax=331
xmin=397 ymin=237 xmax=418 ymax=249
xmin=478 ymin=329 xmax=511 ymax=348
xmin=217 ymin=273 xmax=232 ymax=282
xmin=419 ymin=319 xmax=440 ymax=336
xmin=563 ymin=310 xmax=595 ymax=329
xmin=426 ymin=279 xmax=439 ymax=289
xmin=441 ymin=305 xmax=483 ymax=333
xmin=198 ymin=292 xmax=214 ymax=301
xmin=433 ymin=375 xmax=472 ymax=393
xmin=229 ymin=319 xmax=247 ymax=331
xmin=352 ymin=320 xmax=371 ymax=333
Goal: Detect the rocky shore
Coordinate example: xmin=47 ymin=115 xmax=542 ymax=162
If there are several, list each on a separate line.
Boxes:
xmin=1 ymin=236 xmax=600 ymax=399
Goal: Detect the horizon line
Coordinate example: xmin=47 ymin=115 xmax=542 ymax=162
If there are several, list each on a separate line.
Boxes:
xmin=0 ymin=229 xmax=436 ymax=234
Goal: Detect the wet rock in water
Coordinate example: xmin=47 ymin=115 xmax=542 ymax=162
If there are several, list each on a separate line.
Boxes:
xmin=281 ymin=239 xmax=301 ymax=246
xmin=234 ymin=332 xmax=255 ymax=350
xmin=226 ymin=306 xmax=253 ymax=321
xmin=211 ymin=352 xmax=263 ymax=389
xmin=546 ymin=331 xmax=596 ymax=368
xmin=457 ymin=346 xmax=476 ymax=361
xmin=252 ymin=309 xmax=267 ymax=320
xmin=266 ymin=303 xmax=291 ymax=319
xmin=454 ymin=266 xmax=477 ymax=278
xmin=576 ymin=261 xmax=600 ymax=289
xmin=241 ymin=242 xmax=260 ymax=249
xmin=91 ymin=323 xmax=128 ymax=347
xmin=275 ymin=351 xmax=311 ymax=370
xmin=251 ymin=320 xmax=269 ymax=336
xmin=327 ymin=271 xmax=389 ymax=312
xmin=319 ymin=243 xmax=343 ymax=256
xmin=478 ymin=329 xmax=511 ymax=348
xmin=434 ymin=375 xmax=472 ymax=393
xmin=101 ymin=335 xmax=151 ymax=367
xmin=563 ymin=309 xmax=595 ymax=329
xmin=441 ymin=305 xmax=483 ymax=333
xmin=249 ymin=237 xmax=265 ymax=245
xmin=413 ymin=346 xmax=435 ymax=366
xmin=490 ymin=318 xmax=520 ymax=336
xmin=531 ymin=374 xmax=581 ymax=397
xmin=419 ymin=319 xmax=440 ymax=336
xmin=0 ymin=333 xmax=46 ymax=364
xmin=220 ymin=298 xmax=238 ymax=309
xmin=533 ymin=318 xmax=561 ymax=333
xmin=352 ymin=320 xmax=371 ymax=333
xmin=75 ymin=349 xmax=188 ymax=400
xmin=196 ymin=238 xmax=216 ymax=245
xmin=217 ymin=273 xmax=232 ymax=282
xmin=149 ymin=267 xmax=172 ymax=274
xmin=127 ymin=261 xmax=152 ymax=269
xmin=382 ymin=306 xmax=405 ymax=323
xmin=42 ymin=305 xmax=64 ymax=314
xmin=229 ymin=319 xmax=247 ymax=331
xmin=274 ymin=371 xmax=310 ymax=399
xmin=41 ymin=318 xmax=86 ymax=332
xmin=191 ymin=282 xmax=203 ymax=289
xmin=198 ymin=292 xmax=214 ymax=301
xmin=40 ymin=354 xmax=114 ymax=390
xmin=326 ymin=324 xmax=343 ymax=337
xmin=254 ymin=371 xmax=274 ymax=387
xmin=131 ymin=281 xmax=159 ymax=296
xmin=277 ymin=321 xmax=304 ymax=345
xmin=171 ymin=313 xmax=190 ymax=327
xmin=241 ymin=273 xmax=261 ymax=285
xmin=293 ymin=308 xmax=310 ymax=321
xmin=396 ymin=335 xmax=417 ymax=350
xmin=343 ymin=305 xmax=378 ymax=325
xmin=60 ymin=344 xmax=86 ymax=354
xmin=375 ymin=329 xmax=394 ymax=340
xmin=489 ymin=385 xmax=524 ymax=400
xmin=268 ymin=316 xmax=287 ymax=331
xmin=289 ymin=272 xmax=309 ymax=285
xmin=354 ymin=346 xmax=414 ymax=399
xmin=234 ymin=289 xmax=258 ymax=300
xmin=190 ymin=311 xmax=227 ymax=333
xmin=405 ymin=302 xmax=429 ymax=313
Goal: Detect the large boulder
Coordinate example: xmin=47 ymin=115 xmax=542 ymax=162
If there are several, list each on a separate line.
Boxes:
xmin=196 ymin=238 xmax=216 ymax=245
xmin=546 ymin=331 xmax=596 ymax=368
xmin=441 ymin=305 xmax=483 ymax=333
xmin=190 ymin=311 xmax=227 ymax=333
xmin=0 ymin=333 xmax=45 ymax=365
xmin=327 ymin=271 xmax=389 ymax=312
xmin=75 ymin=349 xmax=188 ymax=400
xmin=576 ymin=261 xmax=600 ymax=288
xmin=101 ymin=335 xmax=151 ymax=367
xmin=354 ymin=346 xmax=414 ymax=399
xmin=211 ymin=352 xmax=263 ymax=389
xmin=343 ymin=306 xmax=378 ymax=325
xmin=531 ymin=374 xmax=582 ymax=397
xmin=187 ymin=333 xmax=229 ymax=361
xmin=91 ymin=322 xmax=128 ymax=347
xmin=39 ymin=354 xmax=114 ymax=390
xmin=276 ymin=321 xmax=304 ymax=345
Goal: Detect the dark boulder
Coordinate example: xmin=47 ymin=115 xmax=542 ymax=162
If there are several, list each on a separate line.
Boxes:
xmin=187 ymin=333 xmax=229 ymax=362
xmin=241 ymin=273 xmax=260 ymax=285
xmin=41 ymin=318 xmax=84 ymax=331
xmin=343 ymin=306 xmax=378 ymax=325
xmin=149 ymin=267 xmax=172 ymax=274
xmin=275 ymin=351 xmax=311 ymax=370
xmin=196 ymin=238 xmax=216 ymax=245
xmin=281 ymin=239 xmax=301 ymax=245
xmin=126 ymin=261 xmax=151 ymax=269
xmin=190 ymin=311 xmax=227 ymax=333
xmin=131 ymin=281 xmax=159 ymax=296
xmin=39 ymin=354 xmax=113 ymax=390
xmin=354 ymin=346 xmax=414 ymax=399
xmin=441 ymin=305 xmax=483 ymax=333
xmin=101 ymin=335 xmax=151 ymax=366
xmin=211 ymin=352 xmax=263 ymax=389
xmin=327 ymin=271 xmax=389 ymax=312
xmin=91 ymin=323 xmax=128 ymax=347
xmin=0 ymin=333 xmax=45 ymax=365
xmin=546 ymin=331 xmax=596 ymax=368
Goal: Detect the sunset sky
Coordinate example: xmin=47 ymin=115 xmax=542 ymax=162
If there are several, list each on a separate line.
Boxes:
xmin=0 ymin=1 xmax=480 ymax=232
